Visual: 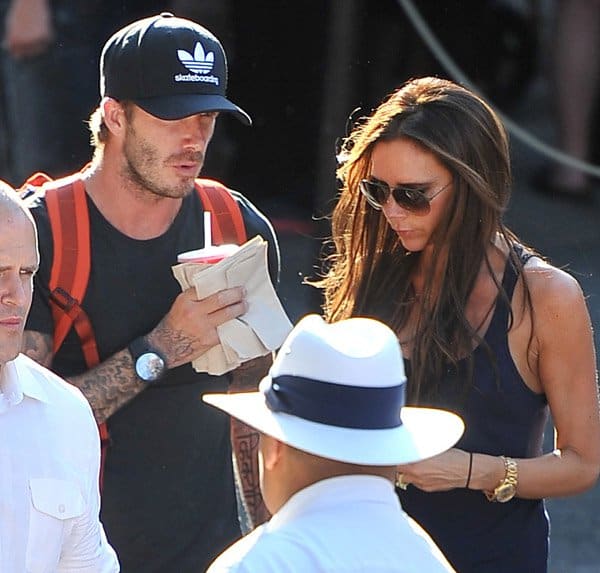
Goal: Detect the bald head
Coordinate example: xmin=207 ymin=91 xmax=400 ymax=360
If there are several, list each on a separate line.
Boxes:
xmin=259 ymin=434 xmax=397 ymax=515
xmin=0 ymin=180 xmax=39 ymax=368
xmin=0 ymin=180 xmax=35 ymax=224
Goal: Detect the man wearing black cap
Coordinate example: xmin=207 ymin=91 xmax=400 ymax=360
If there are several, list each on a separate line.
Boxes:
xmin=21 ymin=13 xmax=278 ymax=573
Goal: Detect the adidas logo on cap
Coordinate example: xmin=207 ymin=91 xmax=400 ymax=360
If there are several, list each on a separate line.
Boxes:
xmin=175 ymin=41 xmax=219 ymax=85
xmin=177 ymin=42 xmax=214 ymax=74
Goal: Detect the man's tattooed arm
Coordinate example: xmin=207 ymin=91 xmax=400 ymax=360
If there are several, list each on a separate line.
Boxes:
xmin=67 ymin=349 xmax=147 ymax=424
xmin=22 ymin=329 xmax=146 ymax=424
xmin=19 ymin=286 xmax=246 ymax=425
xmin=230 ymin=354 xmax=273 ymax=528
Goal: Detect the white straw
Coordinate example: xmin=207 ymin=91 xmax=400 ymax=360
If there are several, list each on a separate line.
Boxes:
xmin=204 ymin=211 xmax=212 ymax=247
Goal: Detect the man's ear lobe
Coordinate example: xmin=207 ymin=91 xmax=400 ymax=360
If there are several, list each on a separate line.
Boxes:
xmin=262 ymin=435 xmax=283 ymax=471
xmin=102 ymin=97 xmax=129 ymax=136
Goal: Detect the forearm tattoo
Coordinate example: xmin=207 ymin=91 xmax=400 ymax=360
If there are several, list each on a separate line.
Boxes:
xmin=67 ymin=349 xmax=147 ymax=425
xmin=230 ymin=355 xmax=273 ymax=527
xmin=22 ymin=331 xmax=146 ymax=424
xmin=231 ymin=420 xmax=270 ymax=527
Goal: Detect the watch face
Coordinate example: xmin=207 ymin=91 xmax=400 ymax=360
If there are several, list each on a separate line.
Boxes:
xmin=136 ymin=352 xmax=165 ymax=382
xmin=495 ymin=483 xmax=516 ymax=503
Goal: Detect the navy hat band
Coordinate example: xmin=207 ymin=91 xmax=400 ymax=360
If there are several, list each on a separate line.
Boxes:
xmin=264 ymin=375 xmax=406 ymax=429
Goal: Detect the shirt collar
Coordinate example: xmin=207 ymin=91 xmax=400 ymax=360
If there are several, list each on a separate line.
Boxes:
xmin=0 ymin=354 xmax=50 ymax=411
xmin=269 ymin=474 xmax=396 ymax=530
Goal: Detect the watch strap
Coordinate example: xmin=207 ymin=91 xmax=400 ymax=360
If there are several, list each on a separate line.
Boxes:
xmin=485 ymin=456 xmax=518 ymax=502
xmin=128 ymin=335 xmax=151 ymax=362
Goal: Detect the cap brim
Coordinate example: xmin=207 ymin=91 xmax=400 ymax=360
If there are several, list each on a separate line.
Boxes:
xmin=134 ymin=94 xmax=252 ymax=125
xmin=203 ymin=391 xmax=464 ymax=466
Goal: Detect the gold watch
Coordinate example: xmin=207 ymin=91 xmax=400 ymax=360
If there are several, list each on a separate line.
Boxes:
xmin=485 ymin=456 xmax=518 ymax=503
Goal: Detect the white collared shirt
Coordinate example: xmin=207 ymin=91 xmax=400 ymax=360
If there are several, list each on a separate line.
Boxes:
xmin=207 ymin=474 xmax=455 ymax=572
xmin=0 ymin=354 xmax=119 ymax=573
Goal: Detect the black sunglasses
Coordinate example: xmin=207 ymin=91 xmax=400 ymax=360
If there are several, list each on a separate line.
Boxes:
xmin=359 ymin=177 xmax=453 ymax=214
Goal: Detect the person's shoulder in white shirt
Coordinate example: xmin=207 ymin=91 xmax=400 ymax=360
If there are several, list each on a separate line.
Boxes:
xmin=207 ymin=476 xmax=454 ymax=573
xmin=0 ymin=354 xmax=119 ymax=572
xmin=0 ymin=178 xmax=118 ymax=571
xmin=15 ymin=351 xmax=93 ymax=411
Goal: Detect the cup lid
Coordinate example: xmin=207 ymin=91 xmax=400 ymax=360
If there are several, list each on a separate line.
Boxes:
xmin=177 ymin=243 xmax=239 ymax=263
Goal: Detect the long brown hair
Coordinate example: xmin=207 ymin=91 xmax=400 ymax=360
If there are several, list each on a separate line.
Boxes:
xmin=317 ymin=77 xmax=529 ymax=403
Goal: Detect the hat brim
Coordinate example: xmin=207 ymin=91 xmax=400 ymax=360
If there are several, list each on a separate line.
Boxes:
xmin=203 ymin=391 xmax=464 ymax=466
xmin=134 ymin=94 xmax=252 ymax=125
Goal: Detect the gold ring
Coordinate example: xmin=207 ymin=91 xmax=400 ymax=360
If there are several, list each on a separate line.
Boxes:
xmin=396 ymin=473 xmax=408 ymax=490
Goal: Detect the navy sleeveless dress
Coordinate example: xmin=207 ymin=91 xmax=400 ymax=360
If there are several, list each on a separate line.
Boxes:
xmin=399 ymin=249 xmax=550 ymax=572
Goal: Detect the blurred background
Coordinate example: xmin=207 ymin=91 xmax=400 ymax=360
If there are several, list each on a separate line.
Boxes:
xmin=2 ymin=1 xmax=599 ymax=571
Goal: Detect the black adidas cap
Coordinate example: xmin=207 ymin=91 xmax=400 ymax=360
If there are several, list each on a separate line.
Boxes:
xmin=100 ymin=13 xmax=251 ymax=125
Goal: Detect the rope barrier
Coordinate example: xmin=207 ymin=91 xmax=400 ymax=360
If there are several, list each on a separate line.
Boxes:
xmin=397 ymin=0 xmax=600 ymax=178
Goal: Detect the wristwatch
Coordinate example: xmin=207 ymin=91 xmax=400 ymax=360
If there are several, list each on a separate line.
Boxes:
xmin=128 ymin=336 xmax=167 ymax=383
xmin=485 ymin=456 xmax=518 ymax=502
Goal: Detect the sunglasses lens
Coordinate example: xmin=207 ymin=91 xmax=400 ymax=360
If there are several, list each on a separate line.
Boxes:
xmin=360 ymin=179 xmax=433 ymax=214
xmin=392 ymin=187 xmax=431 ymax=214
xmin=360 ymin=180 xmax=387 ymax=209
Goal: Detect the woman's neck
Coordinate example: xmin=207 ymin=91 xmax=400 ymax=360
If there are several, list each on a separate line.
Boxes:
xmin=410 ymin=245 xmax=448 ymax=303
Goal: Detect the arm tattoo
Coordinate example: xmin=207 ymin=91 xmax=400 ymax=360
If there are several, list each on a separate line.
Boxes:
xmin=67 ymin=349 xmax=147 ymax=424
xmin=229 ymin=354 xmax=273 ymax=391
xmin=231 ymin=420 xmax=270 ymax=528
xmin=22 ymin=330 xmax=53 ymax=368
xmin=230 ymin=354 xmax=273 ymax=527
xmin=148 ymin=319 xmax=195 ymax=368
xmin=22 ymin=331 xmax=146 ymax=424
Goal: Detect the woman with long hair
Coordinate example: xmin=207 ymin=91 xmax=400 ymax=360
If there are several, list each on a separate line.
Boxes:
xmin=316 ymin=76 xmax=600 ymax=572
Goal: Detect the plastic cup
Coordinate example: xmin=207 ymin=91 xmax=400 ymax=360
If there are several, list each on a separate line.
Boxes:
xmin=177 ymin=244 xmax=240 ymax=265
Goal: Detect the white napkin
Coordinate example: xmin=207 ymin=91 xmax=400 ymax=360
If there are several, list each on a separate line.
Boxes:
xmin=172 ymin=236 xmax=293 ymax=375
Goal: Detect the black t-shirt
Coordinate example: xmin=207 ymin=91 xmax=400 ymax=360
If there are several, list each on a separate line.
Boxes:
xmin=27 ymin=185 xmax=280 ymax=573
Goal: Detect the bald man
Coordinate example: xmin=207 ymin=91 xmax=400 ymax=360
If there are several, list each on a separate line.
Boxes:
xmin=0 ymin=181 xmax=118 ymax=572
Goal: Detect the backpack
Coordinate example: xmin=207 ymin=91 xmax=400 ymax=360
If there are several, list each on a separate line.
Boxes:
xmin=22 ymin=171 xmax=248 ymax=488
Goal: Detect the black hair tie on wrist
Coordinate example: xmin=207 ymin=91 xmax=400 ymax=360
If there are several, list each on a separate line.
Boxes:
xmin=465 ymin=452 xmax=474 ymax=488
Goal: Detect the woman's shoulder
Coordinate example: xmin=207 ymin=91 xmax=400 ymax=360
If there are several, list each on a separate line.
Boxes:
xmin=490 ymin=237 xmax=584 ymax=305
xmin=521 ymin=256 xmax=587 ymax=315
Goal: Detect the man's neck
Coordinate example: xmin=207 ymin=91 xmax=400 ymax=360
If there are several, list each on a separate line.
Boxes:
xmin=82 ymin=159 xmax=184 ymax=240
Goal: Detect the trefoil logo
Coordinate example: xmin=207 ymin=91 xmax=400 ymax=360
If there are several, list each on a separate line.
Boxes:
xmin=175 ymin=41 xmax=220 ymax=86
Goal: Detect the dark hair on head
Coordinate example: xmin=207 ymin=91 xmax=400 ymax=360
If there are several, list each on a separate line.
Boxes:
xmin=316 ymin=76 xmax=531 ymax=403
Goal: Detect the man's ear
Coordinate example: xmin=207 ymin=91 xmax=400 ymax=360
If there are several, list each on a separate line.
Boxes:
xmin=261 ymin=434 xmax=284 ymax=472
xmin=101 ymin=97 xmax=129 ymax=137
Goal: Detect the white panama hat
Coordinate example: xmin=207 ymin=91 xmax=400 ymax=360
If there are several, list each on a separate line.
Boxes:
xmin=203 ymin=314 xmax=464 ymax=465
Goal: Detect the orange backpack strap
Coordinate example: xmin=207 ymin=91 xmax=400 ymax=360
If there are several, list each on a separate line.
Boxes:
xmin=45 ymin=176 xmax=100 ymax=367
xmin=195 ymin=179 xmax=247 ymax=245
xmin=39 ymin=173 xmax=109 ymax=488
xmin=21 ymin=171 xmax=54 ymax=197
